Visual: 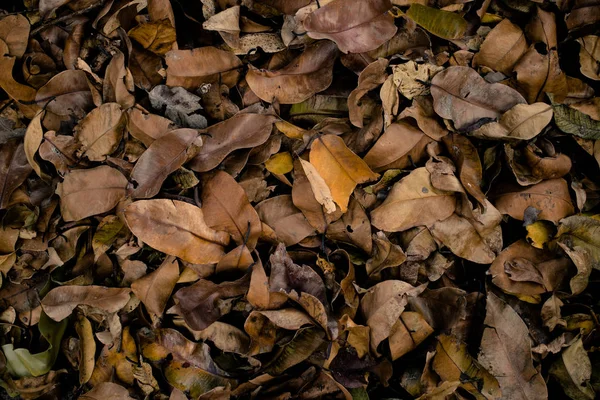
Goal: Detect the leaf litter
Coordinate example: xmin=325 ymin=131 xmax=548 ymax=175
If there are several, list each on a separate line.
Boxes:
xmin=0 ymin=0 xmax=599 ymax=399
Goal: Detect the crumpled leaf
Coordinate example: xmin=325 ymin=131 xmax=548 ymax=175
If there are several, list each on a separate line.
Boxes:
xmin=129 ymin=129 xmax=202 ymax=198
xmin=246 ymin=40 xmax=337 ymax=104
xmin=124 ymin=200 xmax=230 ymax=264
xmin=2 ymin=312 xmax=67 ymax=377
xmin=128 ymin=19 xmax=177 ymax=56
xmin=131 ymin=256 xmax=180 ymax=321
xmin=431 ymin=66 xmax=526 ymax=130
xmin=391 ymin=61 xmax=443 ymax=100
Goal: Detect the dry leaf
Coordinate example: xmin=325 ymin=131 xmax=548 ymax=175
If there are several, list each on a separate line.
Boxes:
xmin=124 ymin=200 xmax=230 ymax=264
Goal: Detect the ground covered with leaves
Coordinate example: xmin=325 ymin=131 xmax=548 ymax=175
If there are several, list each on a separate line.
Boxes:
xmin=0 ymin=0 xmax=599 ymax=399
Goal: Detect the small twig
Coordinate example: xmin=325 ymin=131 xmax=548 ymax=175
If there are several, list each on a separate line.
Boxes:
xmin=31 ymin=2 xmax=105 ymax=35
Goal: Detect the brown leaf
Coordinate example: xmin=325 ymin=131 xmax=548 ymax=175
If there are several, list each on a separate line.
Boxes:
xmin=36 ymin=70 xmax=94 ymax=118
xmin=165 ymin=47 xmax=242 ymax=89
xmin=124 ymin=199 xmax=230 ymax=264
xmin=246 ymin=40 xmax=338 ymax=104
xmin=0 ymin=138 xmax=32 ymax=209
xmin=309 ymin=134 xmax=378 ymax=212
xmin=364 ymin=121 xmax=433 ymax=172
xmin=126 ymin=106 xmax=176 ymax=147
xmin=371 ymin=167 xmax=456 ymax=232
xmin=0 ymin=15 xmax=29 ymax=57
xmin=442 ymin=133 xmax=486 ymax=207
xmin=215 ymin=245 xmax=254 ymax=273
xmin=366 ymin=232 xmax=407 ymax=276
xmin=130 ymin=129 xmax=202 ymax=198
xmin=327 ymin=197 xmax=373 ymax=253
xmin=39 ymin=131 xmax=79 ymax=175
xmin=430 ymin=66 xmax=526 ymax=130
xmin=389 ymin=311 xmax=433 ymax=360
xmin=577 ymin=36 xmax=600 ymax=80
xmin=541 ymin=294 xmax=566 ymax=331
xmin=56 ymin=166 xmax=128 ymax=221
xmin=472 ymin=103 xmax=554 ymax=141
xmin=189 ymin=113 xmax=275 ymax=172
xmin=478 ymin=292 xmax=548 ymax=400
xmin=244 ymin=309 xmax=314 ymax=355
xmin=491 ymin=178 xmax=575 ymax=223
xmin=41 ymin=285 xmax=131 ymax=321
xmin=174 ymin=274 xmax=249 ymax=331
xmin=514 ymin=47 xmax=568 ymax=104
xmin=348 ymin=58 xmax=388 ymax=128
xmin=75 ymin=103 xmax=126 ymax=162
xmin=79 ymin=382 xmax=135 ymax=400
xmin=549 ymin=338 xmax=595 ymax=400
xmin=303 ymin=0 xmax=397 ymax=54
xmin=489 ymin=240 xmax=571 ymax=299
xmin=103 ymin=50 xmax=135 ymax=109
xmin=23 ymin=111 xmax=48 ymax=180
xmin=473 ymin=19 xmax=528 ymax=75
xmin=360 ymin=280 xmax=424 ymax=354
xmin=201 ymin=171 xmax=262 ymax=250
xmin=433 ymin=334 xmax=501 ymax=399
xmin=256 ymin=195 xmax=316 ymax=246
xmin=131 ymin=256 xmax=180 ymax=320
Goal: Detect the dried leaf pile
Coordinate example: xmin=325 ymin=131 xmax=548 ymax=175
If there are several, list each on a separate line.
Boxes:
xmin=0 ymin=0 xmax=600 ymax=399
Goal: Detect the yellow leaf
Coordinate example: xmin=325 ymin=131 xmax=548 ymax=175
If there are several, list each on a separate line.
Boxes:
xmin=128 ymin=19 xmax=177 ymax=56
xmin=265 ymin=152 xmax=293 ymax=174
xmin=406 ymin=4 xmax=467 ymax=40
xmin=309 ymin=135 xmax=378 ymax=212
xmin=526 ymin=220 xmax=555 ymax=249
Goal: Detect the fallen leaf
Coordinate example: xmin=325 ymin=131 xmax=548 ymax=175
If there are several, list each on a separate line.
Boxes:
xmin=265 ymin=152 xmax=293 ymax=174
xmin=75 ymin=103 xmax=126 ymax=162
xmin=0 ymin=138 xmax=32 ymax=209
xmin=550 ymin=338 xmax=595 ymax=400
xmin=473 ymin=19 xmax=528 ymax=75
xmin=129 ymin=129 xmax=202 ymax=198
xmin=36 ymin=70 xmax=93 ymax=118
xmin=246 ymin=40 xmax=337 ymax=104
xmin=165 ymin=47 xmax=242 ymax=89
xmin=309 ymin=134 xmax=378 ymax=212
xmin=303 ymin=0 xmax=397 ymax=53
xmin=256 ymin=195 xmax=316 ymax=246
xmin=491 ymin=178 xmax=575 ymax=223
xmin=131 ymin=256 xmax=180 ymax=321
xmin=348 ymin=58 xmax=389 ymax=127
xmin=201 ymin=171 xmax=262 ymax=250
xmin=472 ymin=103 xmax=553 ymax=141
xmin=189 ymin=113 xmax=275 ymax=172
xmin=406 ymin=4 xmax=467 ymax=40
xmin=41 ymin=286 xmax=131 ymax=322
xmin=56 ymin=166 xmax=128 ymax=222
xmin=431 ymin=66 xmax=526 ymax=130
xmin=478 ymin=292 xmax=548 ymax=400
xmin=124 ymin=200 xmax=230 ymax=264
xmin=371 ymin=167 xmax=456 ymax=232
xmin=0 ymin=14 xmax=29 ymax=57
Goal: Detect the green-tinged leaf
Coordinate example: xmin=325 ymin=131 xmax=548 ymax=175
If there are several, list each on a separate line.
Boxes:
xmin=1 ymin=311 xmax=67 ymax=377
xmin=553 ymin=103 xmax=600 ymax=139
xmin=92 ymin=215 xmax=128 ymax=261
xmin=349 ymin=387 xmax=369 ymax=400
xmin=265 ymin=328 xmax=325 ymax=375
xmin=406 ymin=4 xmax=467 ymax=40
